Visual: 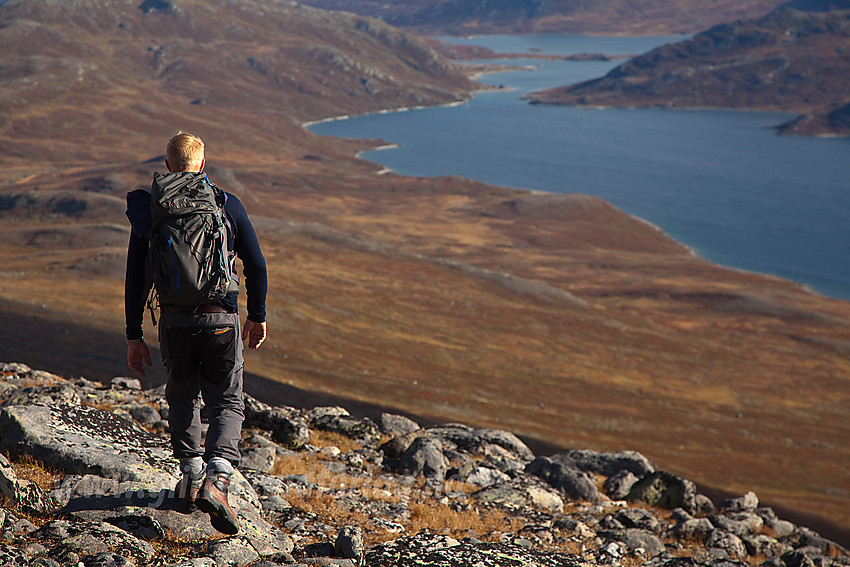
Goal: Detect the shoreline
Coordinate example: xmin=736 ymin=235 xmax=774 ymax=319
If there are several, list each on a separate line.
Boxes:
xmin=301 ymin=46 xmax=849 ymax=304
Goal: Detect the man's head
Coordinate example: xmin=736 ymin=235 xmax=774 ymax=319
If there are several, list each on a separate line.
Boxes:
xmin=165 ymin=132 xmax=205 ymax=173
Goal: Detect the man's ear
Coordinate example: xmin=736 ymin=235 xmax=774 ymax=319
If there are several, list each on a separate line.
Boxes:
xmin=165 ymin=158 xmax=174 ymax=173
xmin=198 ymin=158 xmax=205 ymax=173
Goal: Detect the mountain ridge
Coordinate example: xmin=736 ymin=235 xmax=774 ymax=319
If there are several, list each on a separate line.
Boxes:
xmin=294 ymin=0 xmax=789 ymax=35
xmin=525 ymin=0 xmax=850 ymax=135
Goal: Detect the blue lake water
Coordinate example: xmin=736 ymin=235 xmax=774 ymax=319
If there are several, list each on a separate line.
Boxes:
xmin=309 ymin=35 xmax=850 ymax=300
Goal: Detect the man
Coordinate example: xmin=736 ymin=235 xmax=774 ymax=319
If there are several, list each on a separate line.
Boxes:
xmin=124 ymin=132 xmax=268 ymax=535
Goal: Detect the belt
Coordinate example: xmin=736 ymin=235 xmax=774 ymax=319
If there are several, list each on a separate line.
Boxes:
xmin=160 ymin=304 xmax=229 ymax=315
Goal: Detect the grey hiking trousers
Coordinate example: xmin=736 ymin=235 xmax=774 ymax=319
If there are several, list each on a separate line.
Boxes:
xmin=160 ymin=310 xmax=245 ymax=466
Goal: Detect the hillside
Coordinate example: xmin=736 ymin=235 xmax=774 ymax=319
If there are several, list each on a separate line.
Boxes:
xmin=295 ymin=0 xmax=788 ymax=35
xmin=526 ymin=0 xmax=850 ymax=136
xmin=1 ymin=0 xmax=850 ymax=547
xmin=0 ymin=362 xmax=847 ymax=566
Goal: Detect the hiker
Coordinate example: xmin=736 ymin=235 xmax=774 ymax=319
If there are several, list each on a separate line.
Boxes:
xmin=124 ymin=132 xmax=268 ymax=535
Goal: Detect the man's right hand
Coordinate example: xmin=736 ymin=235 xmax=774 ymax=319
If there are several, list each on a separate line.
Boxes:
xmin=127 ymin=341 xmax=152 ymax=377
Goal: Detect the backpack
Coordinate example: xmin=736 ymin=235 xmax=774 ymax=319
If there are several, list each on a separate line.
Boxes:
xmin=146 ymin=172 xmax=238 ymax=308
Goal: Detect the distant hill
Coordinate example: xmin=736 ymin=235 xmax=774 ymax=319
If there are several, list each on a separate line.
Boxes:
xmin=526 ymin=0 xmax=850 ymax=136
xmin=0 ymin=0 xmax=474 ymax=169
xmin=295 ymin=0 xmax=788 ymax=35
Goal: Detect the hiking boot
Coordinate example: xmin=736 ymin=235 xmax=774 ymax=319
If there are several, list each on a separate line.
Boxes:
xmin=174 ymin=475 xmax=202 ymax=514
xmin=196 ymin=473 xmax=239 ymax=535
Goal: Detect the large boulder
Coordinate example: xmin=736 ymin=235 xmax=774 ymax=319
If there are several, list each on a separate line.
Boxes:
xmin=0 ymin=402 xmax=178 ymax=486
xmin=627 ymin=471 xmax=699 ymax=514
xmin=548 ymin=449 xmax=656 ymax=478
xmin=525 ymin=457 xmax=600 ymax=502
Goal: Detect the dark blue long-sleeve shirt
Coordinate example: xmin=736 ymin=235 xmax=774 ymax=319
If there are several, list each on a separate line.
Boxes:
xmin=124 ymin=173 xmax=268 ymax=341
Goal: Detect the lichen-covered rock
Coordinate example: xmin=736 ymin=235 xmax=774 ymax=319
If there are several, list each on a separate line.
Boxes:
xmin=35 ymin=519 xmax=155 ymax=565
xmin=0 ymin=453 xmax=55 ymax=515
xmin=335 ymin=525 xmax=365 ymax=564
xmin=206 ymin=535 xmax=260 ymax=567
xmin=365 ymin=533 xmax=584 ymax=566
xmin=706 ymin=529 xmax=747 ymax=559
xmin=0 ymin=403 xmax=178 ymax=486
xmin=627 ymin=471 xmax=699 ymax=513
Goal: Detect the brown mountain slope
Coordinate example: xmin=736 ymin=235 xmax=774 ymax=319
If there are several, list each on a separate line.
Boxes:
xmin=296 ymin=0 xmax=787 ymax=35
xmin=0 ymin=0 xmax=849 ymax=544
xmin=527 ymin=0 xmax=850 ymax=136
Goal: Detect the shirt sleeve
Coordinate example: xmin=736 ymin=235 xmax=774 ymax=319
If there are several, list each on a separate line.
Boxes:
xmin=124 ymin=229 xmax=148 ymax=341
xmin=229 ymin=195 xmax=268 ymax=323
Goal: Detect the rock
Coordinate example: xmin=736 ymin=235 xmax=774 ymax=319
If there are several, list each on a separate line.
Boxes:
xmin=742 ymin=533 xmax=785 ymax=558
xmin=240 ymin=446 xmax=276 ymax=473
xmin=379 ymin=413 xmax=420 ymax=436
xmin=206 ymin=535 xmax=260 ymax=567
xmin=710 ymin=512 xmax=764 ymax=536
xmin=379 ymin=430 xmax=424 ymax=460
xmin=525 ymin=456 xmax=600 ymax=501
xmin=0 ymin=403 xmax=178 ymax=486
xmin=465 ymin=466 xmax=510 ymax=487
xmin=106 ymin=513 xmax=166 ymax=541
xmin=766 ymin=517 xmax=797 ymax=539
xmin=0 ymin=452 xmax=55 ymax=515
xmin=240 ymin=469 xmax=289 ymax=498
xmin=36 ymin=519 xmax=155 ymax=565
xmin=706 ymin=529 xmax=747 ymax=559
xmin=783 ymin=546 xmax=830 ymax=567
xmin=111 ymin=377 xmax=142 ymax=390
xmin=603 ymin=507 xmax=662 ymax=533
xmin=473 ymin=473 xmax=564 ymax=513
xmin=335 ymin=525 xmax=365 ymax=564
xmin=121 ymin=404 xmax=162 ymax=428
xmin=0 ymin=541 xmax=29 ymax=566
xmin=398 ymin=436 xmax=447 ymax=480
xmin=242 ymin=394 xmax=310 ymax=449
xmin=599 ymin=528 xmax=665 ymax=557
xmin=365 ymin=532 xmax=583 ymax=566
xmin=312 ymin=413 xmax=381 ymax=447
xmin=1 ymin=384 xmax=83 ymax=407
xmin=426 ymin=424 xmax=535 ymax=464
xmin=721 ymin=491 xmax=759 ymax=512
xmin=444 ymin=450 xmax=475 ymax=480
xmin=627 ymin=471 xmax=699 ymax=513
xmin=79 ymin=552 xmax=136 ymax=566
xmin=548 ymin=449 xmax=656 ymax=478
xmin=673 ymin=518 xmax=714 ymax=538
xmin=603 ymin=470 xmax=638 ymax=500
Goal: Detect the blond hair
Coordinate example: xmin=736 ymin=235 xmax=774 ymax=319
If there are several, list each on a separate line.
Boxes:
xmin=166 ymin=132 xmax=205 ymax=172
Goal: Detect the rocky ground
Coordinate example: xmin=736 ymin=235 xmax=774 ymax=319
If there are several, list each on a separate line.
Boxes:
xmin=0 ymin=362 xmax=847 ymax=567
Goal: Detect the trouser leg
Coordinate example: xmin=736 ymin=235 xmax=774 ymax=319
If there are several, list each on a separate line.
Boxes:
xmin=162 ymin=315 xmax=204 ymax=460
xmin=197 ymin=312 xmax=244 ymax=467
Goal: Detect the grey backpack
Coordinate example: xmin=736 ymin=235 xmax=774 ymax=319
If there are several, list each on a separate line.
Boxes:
xmin=146 ymin=172 xmax=238 ymax=307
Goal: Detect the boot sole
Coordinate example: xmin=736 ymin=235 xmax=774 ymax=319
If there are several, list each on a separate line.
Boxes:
xmin=197 ymin=491 xmax=239 ymax=535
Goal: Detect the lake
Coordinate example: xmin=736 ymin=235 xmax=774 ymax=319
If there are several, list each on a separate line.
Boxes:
xmin=308 ymin=34 xmax=850 ymax=300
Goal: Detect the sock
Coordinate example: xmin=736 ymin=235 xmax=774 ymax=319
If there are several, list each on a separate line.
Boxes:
xmin=206 ymin=456 xmax=234 ymax=478
xmin=180 ymin=456 xmax=205 ymax=481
